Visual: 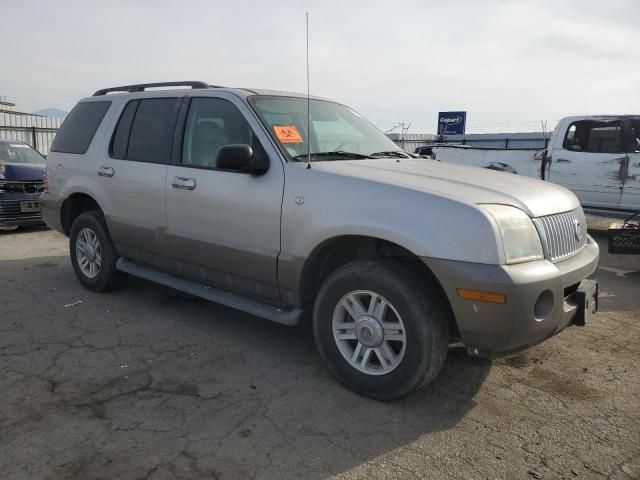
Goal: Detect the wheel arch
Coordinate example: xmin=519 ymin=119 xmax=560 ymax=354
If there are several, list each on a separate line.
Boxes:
xmin=60 ymin=192 xmax=105 ymax=236
xmin=298 ymin=234 xmax=460 ymax=339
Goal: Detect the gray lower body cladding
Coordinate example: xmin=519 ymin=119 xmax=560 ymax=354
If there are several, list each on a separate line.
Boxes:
xmin=116 ymin=258 xmax=302 ymax=326
xmin=422 ymin=236 xmax=599 ymax=354
xmin=39 ymin=192 xmax=63 ymax=232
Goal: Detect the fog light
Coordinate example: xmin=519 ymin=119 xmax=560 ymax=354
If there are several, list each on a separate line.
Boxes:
xmin=534 ymin=290 xmax=554 ymax=321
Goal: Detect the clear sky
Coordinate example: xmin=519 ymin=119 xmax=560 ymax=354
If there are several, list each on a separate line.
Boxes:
xmin=2 ymin=0 xmax=638 ymax=133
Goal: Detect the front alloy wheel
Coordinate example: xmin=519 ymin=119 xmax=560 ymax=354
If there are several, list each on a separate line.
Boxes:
xmin=332 ymin=290 xmax=406 ymax=375
xmin=313 ymin=259 xmax=450 ymax=400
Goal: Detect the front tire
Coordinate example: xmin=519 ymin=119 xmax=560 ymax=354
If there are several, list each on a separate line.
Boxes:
xmin=313 ymin=260 xmax=449 ymax=400
xmin=69 ymin=211 xmax=126 ymax=292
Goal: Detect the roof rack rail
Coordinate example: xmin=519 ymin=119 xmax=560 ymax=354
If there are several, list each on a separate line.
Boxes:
xmin=93 ymin=81 xmax=213 ymax=96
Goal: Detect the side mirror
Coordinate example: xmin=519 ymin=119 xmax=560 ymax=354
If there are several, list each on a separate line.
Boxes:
xmin=216 ymin=144 xmax=269 ymax=174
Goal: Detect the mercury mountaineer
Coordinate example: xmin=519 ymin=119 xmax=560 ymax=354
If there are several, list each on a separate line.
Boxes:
xmin=40 ymin=81 xmax=599 ymax=399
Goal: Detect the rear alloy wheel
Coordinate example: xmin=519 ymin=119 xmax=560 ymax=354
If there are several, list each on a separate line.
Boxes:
xmin=70 ymin=211 xmax=127 ymax=292
xmin=75 ymin=227 xmax=102 ymax=278
xmin=313 ymin=260 xmax=449 ymax=400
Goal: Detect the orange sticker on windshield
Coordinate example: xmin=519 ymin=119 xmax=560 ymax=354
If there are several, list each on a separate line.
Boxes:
xmin=273 ymin=125 xmax=304 ymax=143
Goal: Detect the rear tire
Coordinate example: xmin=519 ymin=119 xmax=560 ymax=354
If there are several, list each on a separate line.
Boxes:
xmin=313 ymin=259 xmax=449 ymax=400
xmin=69 ymin=211 xmax=127 ymax=292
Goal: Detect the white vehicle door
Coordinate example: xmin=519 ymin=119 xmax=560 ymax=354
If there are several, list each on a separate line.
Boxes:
xmin=548 ymin=119 xmax=625 ymax=209
xmin=620 ymin=118 xmax=640 ymax=211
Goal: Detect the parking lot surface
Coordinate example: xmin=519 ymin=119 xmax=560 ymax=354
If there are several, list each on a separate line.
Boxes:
xmin=0 ymin=228 xmax=638 ymax=480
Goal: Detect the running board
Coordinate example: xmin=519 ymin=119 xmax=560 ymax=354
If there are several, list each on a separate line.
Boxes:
xmin=116 ymin=258 xmax=302 ymax=326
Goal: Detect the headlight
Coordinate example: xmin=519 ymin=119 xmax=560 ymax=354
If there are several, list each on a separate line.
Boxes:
xmin=481 ymin=204 xmax=544 ymax=264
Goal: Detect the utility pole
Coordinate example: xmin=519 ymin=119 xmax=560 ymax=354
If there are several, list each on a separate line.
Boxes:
xmin=401 ymin=122 xmax=411 ymax=151
xmin=385 ymin=122 xmax=412 ymax=151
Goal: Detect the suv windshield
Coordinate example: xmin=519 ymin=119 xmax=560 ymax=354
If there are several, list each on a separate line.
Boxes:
xmin=0 ymin=142 xmax=45 ymax=165
xmin=250 ymin=96 xmax=404 ymax=161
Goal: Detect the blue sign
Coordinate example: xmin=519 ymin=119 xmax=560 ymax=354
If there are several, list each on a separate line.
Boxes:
xmin=437 ymin=111 xmax=466 ymax=135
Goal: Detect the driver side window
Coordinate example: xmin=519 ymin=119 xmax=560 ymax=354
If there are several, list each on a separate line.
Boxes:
xmin=182 ymin=98 xmax=259 ymax=168
xmin=562 ymin=120 xmax=623 ymax=154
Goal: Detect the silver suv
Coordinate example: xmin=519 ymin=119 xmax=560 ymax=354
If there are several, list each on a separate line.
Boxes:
xmin=40 ymin=81 xmax=599 ymax=400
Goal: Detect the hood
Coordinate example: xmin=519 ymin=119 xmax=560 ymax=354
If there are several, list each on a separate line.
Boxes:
xmin=0 ymin=163 xmax=45 ymax=182
xmin=310 ymin=158 xmax=579 ymax=218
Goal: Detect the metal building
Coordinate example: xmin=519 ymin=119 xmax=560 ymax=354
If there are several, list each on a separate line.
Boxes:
xmin=387 ymin=132 xmax=552 ymax=152
xmin=0 ymin=101 xmax=63 ymax=155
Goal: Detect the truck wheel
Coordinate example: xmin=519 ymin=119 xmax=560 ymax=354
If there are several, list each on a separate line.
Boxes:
xmin=313 ymin=260 xmax=449 ymax=400
xmin=69 ymin=211 xmax=127 ymax=292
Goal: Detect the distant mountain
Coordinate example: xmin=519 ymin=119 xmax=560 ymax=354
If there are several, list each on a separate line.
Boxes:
xmin=33 ymin=108 xmax=68 ymax=118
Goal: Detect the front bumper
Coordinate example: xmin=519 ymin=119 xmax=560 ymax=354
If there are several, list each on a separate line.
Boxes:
xmin=423 ymin=235 xmax=599 ymax=355
xmin=0 ymin=192 xmax=45 ymax=227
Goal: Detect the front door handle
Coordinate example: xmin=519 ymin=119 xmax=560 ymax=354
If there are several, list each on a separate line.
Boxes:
xmin=97 ymin=166 xmax=115 ymax=177
xmin=556 ymin=158 xmax=571 ymax=163
xmin=171 ymin=177 xmax=196 ymax=190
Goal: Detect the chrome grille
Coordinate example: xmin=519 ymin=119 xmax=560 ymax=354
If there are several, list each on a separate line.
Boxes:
xmin=536 ymin=208 xmax=588 ymax=262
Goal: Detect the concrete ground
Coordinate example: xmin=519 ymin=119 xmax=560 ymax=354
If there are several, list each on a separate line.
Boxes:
xmin=0 ymin=227 xmax=638 ymax=480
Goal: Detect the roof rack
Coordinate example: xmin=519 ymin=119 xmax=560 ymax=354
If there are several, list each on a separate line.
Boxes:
xmin=93 ymin=81 xmax=214 ymax=96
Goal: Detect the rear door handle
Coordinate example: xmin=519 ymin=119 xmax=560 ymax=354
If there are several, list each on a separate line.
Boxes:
xmin=556 ymin=158 xmax=571 ymax=163
xmin=97 ymin=166 xmax=115 ymax=177
xmin=171 ymin=177 xmax=196 ymax=190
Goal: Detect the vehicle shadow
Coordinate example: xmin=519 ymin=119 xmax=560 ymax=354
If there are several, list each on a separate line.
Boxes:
xmin=0 ymin=225 xmax=49 ymax=235
xmin=0 ymin=254 xmax=491 ymax=479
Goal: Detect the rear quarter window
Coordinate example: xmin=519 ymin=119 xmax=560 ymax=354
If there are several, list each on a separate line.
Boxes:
xmin=50 ymin=101 xmax=111 ymax=154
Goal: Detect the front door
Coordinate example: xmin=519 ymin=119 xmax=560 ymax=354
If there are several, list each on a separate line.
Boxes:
xmin=548 ymin=119 xmax=625 ymax=209
xmin=163 ymin=95 xmax=284 ymax=301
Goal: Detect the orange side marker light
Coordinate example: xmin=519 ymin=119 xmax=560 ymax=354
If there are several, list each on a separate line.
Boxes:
xmin=457 ymin=288 xmax=507 ymax=304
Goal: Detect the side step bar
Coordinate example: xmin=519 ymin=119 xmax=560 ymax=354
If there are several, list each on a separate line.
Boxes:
xmin=116 ymin=258 xmax=302 ymax=326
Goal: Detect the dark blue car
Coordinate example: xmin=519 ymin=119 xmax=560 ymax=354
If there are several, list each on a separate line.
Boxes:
xmin=0 ymin=140 xmax=46 ymax=229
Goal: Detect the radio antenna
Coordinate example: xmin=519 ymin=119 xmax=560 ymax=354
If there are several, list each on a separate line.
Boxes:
xmin=306 ymin=12 xmax=311 ymax=169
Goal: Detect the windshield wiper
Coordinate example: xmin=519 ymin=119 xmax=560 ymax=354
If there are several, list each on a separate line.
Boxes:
xmin=369 ymin=150 xmax=411 ymax=158
xmin=293 ymin=151 xmax=373 ymax=161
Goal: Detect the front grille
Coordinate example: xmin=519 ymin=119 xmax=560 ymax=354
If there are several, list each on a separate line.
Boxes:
xmin=0 ymin=200 xmax=21 ymax=215
xmin=0 ymin=200 xmax=41 ymax=219
xmin=0 ymin=181 xmax=45 ymax=194
xmin=536 ymin=208 xmax=587 ymax=262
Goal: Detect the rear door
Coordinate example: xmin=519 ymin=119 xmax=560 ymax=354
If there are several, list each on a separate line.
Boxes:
xmin=97 ymin=96 xmax=181 ymax=266
xmin=163 ymin=94 xmax=284 ymax=301
xmin=621 ymin=117 xmax=640 ymax=211
xmin=548 ymin=119 xmax=626 ymax=209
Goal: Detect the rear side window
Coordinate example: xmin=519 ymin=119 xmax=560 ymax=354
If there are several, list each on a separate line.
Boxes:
xmin=110 ymin=100 xmax=139 ymax=159
xmin=125 ymin=98 xmax=180 ymax=164
xmin=50 ymin=101 xmax=111 ymax=154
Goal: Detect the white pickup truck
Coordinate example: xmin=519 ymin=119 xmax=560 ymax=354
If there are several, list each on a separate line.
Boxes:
xmin=432 ymin=115 xmax=640 ymax=215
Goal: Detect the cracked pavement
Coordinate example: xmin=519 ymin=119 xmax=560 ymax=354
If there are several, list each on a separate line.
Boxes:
xmin=0 ymin=228 xmax=638 ymax=480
